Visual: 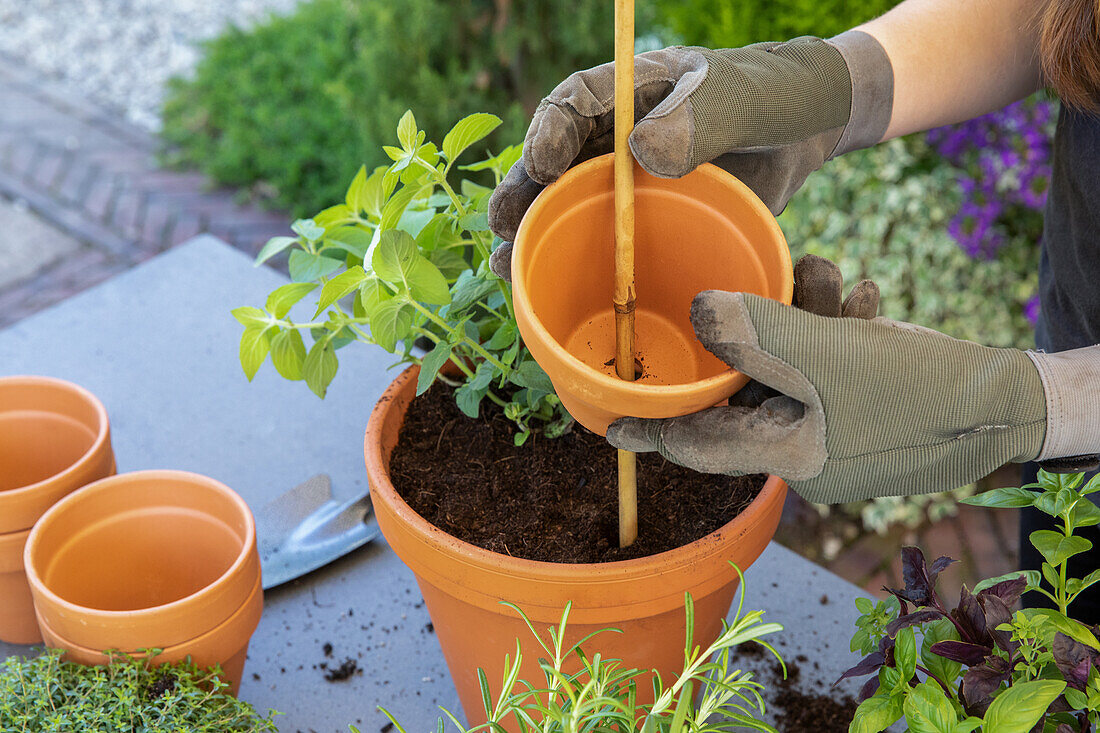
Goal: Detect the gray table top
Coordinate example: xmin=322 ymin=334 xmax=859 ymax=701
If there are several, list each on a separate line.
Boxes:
xmin=0 ymin=236 xmax=879 ymax=732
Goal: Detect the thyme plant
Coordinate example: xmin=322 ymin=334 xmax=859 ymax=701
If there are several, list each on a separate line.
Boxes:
xmin=234 ymin=110 xmax=573 ymax=445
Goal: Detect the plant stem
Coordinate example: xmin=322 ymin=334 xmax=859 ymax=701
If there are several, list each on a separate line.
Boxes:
xmin=406 ymin=300 xmax=511 ymax=373
xmin=915 ymin=664 xmax=953 ymax=696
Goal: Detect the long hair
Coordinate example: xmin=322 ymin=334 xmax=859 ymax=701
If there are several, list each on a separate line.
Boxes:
xmin=1040 ymin=0 xmax=1100 ymax=112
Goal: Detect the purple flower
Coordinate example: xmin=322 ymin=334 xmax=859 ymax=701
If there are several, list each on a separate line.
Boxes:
xmin=1025 ymin=294 xmax=1041 ymax=325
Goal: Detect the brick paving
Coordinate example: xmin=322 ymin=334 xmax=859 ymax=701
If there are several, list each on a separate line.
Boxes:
xmin=0 ymin=56 xmax=290 ymax=328
xmin=0 ymin=53 xmax=1025 ymax=601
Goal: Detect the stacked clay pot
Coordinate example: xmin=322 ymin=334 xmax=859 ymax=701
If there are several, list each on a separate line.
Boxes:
xmin=23 ymin=470 xmax=263 ymax=695
xmin=0 ymin=376 xmax=115 ymax=644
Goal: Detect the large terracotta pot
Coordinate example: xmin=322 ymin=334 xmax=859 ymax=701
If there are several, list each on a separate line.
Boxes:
xmin=512 ymin=154 xmax=793 ymax=435
xmin=24 ymin=470 xmax=262 ymax=695
xmin=365 ymin=366 xmax=787 ymax=725
xmin=0 ymin=376 xmax=115 ymax=643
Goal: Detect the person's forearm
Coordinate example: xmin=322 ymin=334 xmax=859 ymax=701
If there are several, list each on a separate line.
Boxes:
xmin=857 ymin=0 xmax=1044 ymax=140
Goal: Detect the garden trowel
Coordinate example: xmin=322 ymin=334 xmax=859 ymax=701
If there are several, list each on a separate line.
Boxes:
xmin=255 ymin=474 xmax=380 ymax=589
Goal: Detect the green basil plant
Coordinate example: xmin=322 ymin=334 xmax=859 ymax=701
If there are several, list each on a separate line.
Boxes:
xmin=233 ymin=111 xmax=573 ymax=446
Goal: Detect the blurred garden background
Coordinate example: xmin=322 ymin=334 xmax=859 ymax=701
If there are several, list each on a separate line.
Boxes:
xmin=0 ymin=0 xmax=1055 ymax=597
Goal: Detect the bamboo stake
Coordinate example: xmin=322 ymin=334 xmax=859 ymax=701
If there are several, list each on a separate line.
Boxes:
xmin=614 ymin=0 xmax=638 ymax=549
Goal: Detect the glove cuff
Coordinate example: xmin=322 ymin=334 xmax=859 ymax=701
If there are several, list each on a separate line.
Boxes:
xmin=827 ymin=30 xmax=894 ymax=157
xmin=1027 ymin=345 xmax=1100 ymax=461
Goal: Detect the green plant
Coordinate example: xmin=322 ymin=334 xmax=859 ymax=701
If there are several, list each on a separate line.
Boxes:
xmin=648 ymin=0 xmax=898 ymax=48
xmin=0 ymin=649 xmax=278 ymax=731
xmin=363 ymin=568 xmax=784 ymax=733
xmin=234 ymin=110 xmax=572 ymax=445
xmin=841 ymin=470 xmax=1100 ymax=732
xmin=161 ymin=0 xmax=615 ymax=216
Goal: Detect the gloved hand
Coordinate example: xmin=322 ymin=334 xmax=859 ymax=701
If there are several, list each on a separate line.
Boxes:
xmin=606 ymin=284 xmax=1100 ymax=504
xmin=488 ymin=30 xmax=894 ymax=280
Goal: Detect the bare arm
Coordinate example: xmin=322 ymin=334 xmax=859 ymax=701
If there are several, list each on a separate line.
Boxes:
xmin=858 ymin=0 xmax=1044 ymax=140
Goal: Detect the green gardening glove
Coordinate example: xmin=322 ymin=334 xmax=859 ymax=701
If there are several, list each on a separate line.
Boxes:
xmin=488 ymin=31 xmax=894 ymax=279
xmin=606 ymin=290 xmax=1059 ymax=504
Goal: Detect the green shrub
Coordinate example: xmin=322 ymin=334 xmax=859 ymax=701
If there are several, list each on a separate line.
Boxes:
xmin=779 ymin=137 xmax=1038 ymax=350
xmin=162 ymin=0 xmax=613 ymax=216
xmin=0 ymin=649 xmax=278 ymax=731
xmin=649 ymin=0 xmax=899 ymax=48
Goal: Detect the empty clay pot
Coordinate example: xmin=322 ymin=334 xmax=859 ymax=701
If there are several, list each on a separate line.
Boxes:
xmin=0 ymin=376 xmax=115 ymax=644
xmin=365 ymin=366 xmax=788 ymax=726
xmin=24 ymin=470 xmax=262 ymax=695
xmin=512 ymin=155 xmax=793 ymax=435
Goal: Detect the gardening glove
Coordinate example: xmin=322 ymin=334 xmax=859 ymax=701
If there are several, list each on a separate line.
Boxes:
xmin=605 ymin=290 xmax=1100 ymax=505
xmin=488 ymin=30 xmax=894 ymax=280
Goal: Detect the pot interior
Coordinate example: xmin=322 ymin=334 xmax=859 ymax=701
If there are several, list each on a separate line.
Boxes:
xmin=0 ymin=412 xmax=97 ymax=492
xmin=522 ymin=168 xmax=783 ymax=386
xmin=40 ymin=509 xmax=242 ymax=612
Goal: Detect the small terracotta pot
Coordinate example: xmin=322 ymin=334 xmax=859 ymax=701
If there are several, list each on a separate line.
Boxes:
xmin=0 ymin=376 xmax=115 ymax=644
xmin=365 ymin=366 xmax=788 ymax=725
xmin=512 ymin=155 xmax=793 ymax=435
xmin=24 ymin=470 xmax=262 ymax=695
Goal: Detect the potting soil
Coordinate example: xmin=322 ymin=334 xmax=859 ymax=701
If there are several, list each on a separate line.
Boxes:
xmin=389 ymin=384 xmax=765 ymax=563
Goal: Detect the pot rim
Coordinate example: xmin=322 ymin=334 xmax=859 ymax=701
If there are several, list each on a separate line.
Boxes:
xmin=35 ymin=574 xmax=263 ymax=658
xmin=365 ymin=365 xmax=787 ymax=581
xmin=0 ymin=375 xmax=110 ymax=502
xmin=510 ymin=155 xmax=793 ymax=400
xmin=24 ymin=469 xmax=258 ymax=626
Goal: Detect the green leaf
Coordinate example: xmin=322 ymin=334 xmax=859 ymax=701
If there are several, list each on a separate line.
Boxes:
xmin=1024 ymin=608 xmax=1100 ymax=650
xmin=1071 ymin=499 xmax=1100 ymax=527
xmin=312 ymin=204 xmax=352 ymax=229
xmin=855 ymin=597 xmax=875 ymax=615
xmin=407 ymin=257 xmax=451 ymax=305
xmin=981 ymin=679 xmax=1065 ymax=733
xmin=417 ymin=342 xmax=452 ymax=396
xmin=303 ymin=339 xmax=339 ymax=398
xmin=345 ymin=165 xmax=368 ymax=212
xmin=358 ymin=279 xmax=392 ymax=319
xmin=921 ymin=618 xmax=962 ymax=688
xmin=487 ymin=322 xmax=516 ymax=350
xmin=254 ymin=235 xmax=298 ymax=265
xmin=397 ymin=110 xmax=418 ymax=150
xmin=325 ymin=225 xmax=375 ymax=260
xmin=239 ymin=326 xmax=274 ymax=380
xmin=265 ymin=283 xmax=318 ymax=319
xmin=315 ymin=266 xmax=367 ymax=314
xmin=370 ymin=300 xmax=412 ymax=353
xmin=358 ymin=167 xmax=390 ymax=219
xmin=380 ymin=184 xmax=422 ymax=231
xmin=973 ymin=571 xmax=1033 ymax=595
xmin=288 ymin=250 xmax=343 ymax=282
xmin=1030 ymin=530 xmax=1093 ymax=567
xmin=903 ymin=680 xmax=960 ymax=733
xmin=1082 ymin=473 xmax=1100 ymax=495
xmin=894 ymin=626 xmax=917 ymax=681
xmin=449 ymin=271 xmax=498 ymax=314
xmin=961 ymin=487 xmax=1038 ymax=509
xmin=850 ymin=693 xmax=904 ymax=733
xmin=509 ymin=361 xmax=555 ymax=394
xmin=455 ymin=381 xmax=488 ymax=418
xmin=442 ymin=113 xmax=502 ymax=164
xmin=291 ymin=218 xmax=325 ymax=242
xmin=430 ymin=249 xmax=468 ymax=280
xmin=458 ymin=210 xmax=490 ymax=232
xmin=469 ymin=362 xmax=495 ymax=391
xmin=231 ymin=306 xmax=268 ymax=328
xmin=269 ymin=329 xmax=307 ymax=381
xmin=1072 ymin=569 xmax=1100 ymax=600
xmin=372 ymin=230 xmax=420 ymax=284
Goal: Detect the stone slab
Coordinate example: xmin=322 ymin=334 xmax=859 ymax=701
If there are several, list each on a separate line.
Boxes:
xmin=0 ymin=236 xmax=882 ymax=732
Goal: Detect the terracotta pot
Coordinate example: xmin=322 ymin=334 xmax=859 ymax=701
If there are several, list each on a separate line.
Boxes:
xmin=24 ymin=470 xmax=262 ymax=695
xmin=0 ymin=376 xmax=115 ymax=643
xmin=512 ymin=154 xmax=793 ymax=435
xmin=365 ymin=366 xmax=788 ymax=725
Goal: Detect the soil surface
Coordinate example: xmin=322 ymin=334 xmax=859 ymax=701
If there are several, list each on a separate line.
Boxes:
xmin=389 ymin=384 xmax=765 ymax=563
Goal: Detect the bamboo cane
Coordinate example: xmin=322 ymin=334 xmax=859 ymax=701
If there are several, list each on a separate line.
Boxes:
xmin=614 ymin=0 xmax=638 ymax=549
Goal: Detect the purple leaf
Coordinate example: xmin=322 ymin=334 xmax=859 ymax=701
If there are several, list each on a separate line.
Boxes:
xmin=979 ymin=594 xmax=1016 ymax=655
xmin=979 ymin=576 xmax=1028 ymax=606
xmin=858 ymin=675 xmax=880 ymax=702
xmin=955 ymin=587 xmax=986 ymax=643
xmin=961 ymin=656 xmax=1011 ymax=711
xmin=930 ymin=640 xmax=990 ymax=666
xmin=1053 ymin=632 xmax=1099 ymax=690
xmin=886 ymin=609 xmax=945 ymax=637
xmin=836 ymin=651 xmax=885 ymax=683
xmin=899 ymin=546 xmax=935 ymax=606
xmin=929 ymin=555 xmax=957 ymax=585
